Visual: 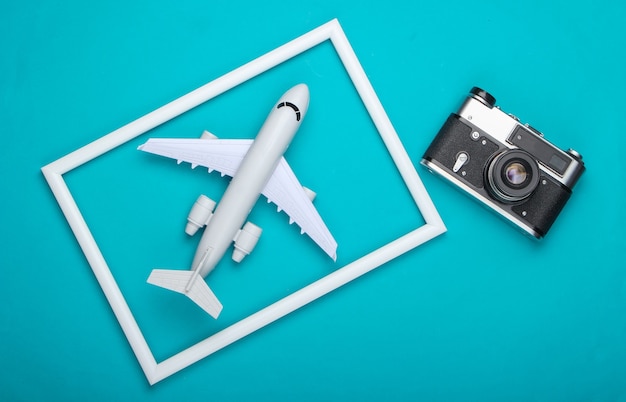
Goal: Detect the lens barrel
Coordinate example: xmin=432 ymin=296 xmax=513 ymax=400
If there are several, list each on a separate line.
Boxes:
xmin=486 ymin=150 xmax=540 ymax=203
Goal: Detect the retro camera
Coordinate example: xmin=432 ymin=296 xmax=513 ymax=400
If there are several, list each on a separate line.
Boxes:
xmin=421 ymin=87 xmax=585 ymax=238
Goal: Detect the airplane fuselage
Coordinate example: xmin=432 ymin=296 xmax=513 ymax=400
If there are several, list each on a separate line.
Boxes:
xmin=193 ymin=84 xmax=310 ymax=278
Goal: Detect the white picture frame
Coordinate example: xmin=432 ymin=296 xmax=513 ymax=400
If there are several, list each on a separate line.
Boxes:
xmin=41 ymin=19 xmax=445 ymax=384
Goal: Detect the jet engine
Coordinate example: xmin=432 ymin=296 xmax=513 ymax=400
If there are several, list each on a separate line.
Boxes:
xmin=232 ymin=222 xmax=262 ymax=263
xmin=185 ymin=195 xmax=216 ymax=236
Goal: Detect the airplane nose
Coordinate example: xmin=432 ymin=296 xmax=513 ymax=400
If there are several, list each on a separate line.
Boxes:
xmin=280 ymin=84 xmax=310 ymax=119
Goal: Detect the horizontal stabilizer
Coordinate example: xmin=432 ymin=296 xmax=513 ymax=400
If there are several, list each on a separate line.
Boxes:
xmin=147 ymin=269 xmax=223 ymax=318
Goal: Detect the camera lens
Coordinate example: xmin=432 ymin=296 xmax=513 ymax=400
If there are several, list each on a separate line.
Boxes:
xmin=505 ymin=162 xmax=528 ymax=185
xmin=486 ymin=150 xmax=540 ymax=203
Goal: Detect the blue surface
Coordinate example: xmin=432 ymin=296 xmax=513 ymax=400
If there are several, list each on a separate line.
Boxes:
xmin=2 ymin=0 xmax=625 ymax=400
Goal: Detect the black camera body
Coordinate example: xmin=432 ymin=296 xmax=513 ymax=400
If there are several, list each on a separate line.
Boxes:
xmin=421 ymin=87 xmax=585 ymax=238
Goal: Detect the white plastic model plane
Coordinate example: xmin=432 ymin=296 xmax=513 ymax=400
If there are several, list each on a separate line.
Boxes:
xmin=138 ymin=84 xmax=337 ymax=318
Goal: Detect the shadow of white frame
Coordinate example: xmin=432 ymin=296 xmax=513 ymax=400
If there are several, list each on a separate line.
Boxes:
xmin=41 ymin=19 xmax=446 ymax=385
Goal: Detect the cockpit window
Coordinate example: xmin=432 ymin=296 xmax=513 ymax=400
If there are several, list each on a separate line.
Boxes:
xmin=277 ymin=102 xmax=301 ymax=121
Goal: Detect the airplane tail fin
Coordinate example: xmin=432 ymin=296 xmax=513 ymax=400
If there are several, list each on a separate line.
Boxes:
xmin=147 ymin=269 xmax=223 ymax=319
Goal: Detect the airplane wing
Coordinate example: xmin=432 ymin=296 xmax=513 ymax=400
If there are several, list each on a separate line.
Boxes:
xmin=140 ymin=137 xmax=337 ymax=260
xmin=138 ymin=137 xmax=253 ymax=177
xmin=262 ymin=157 xmax=338 ymax=261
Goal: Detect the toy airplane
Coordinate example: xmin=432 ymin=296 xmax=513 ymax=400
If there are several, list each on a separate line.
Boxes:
xmin=138 ymin=84 xmax=337 ymax=318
